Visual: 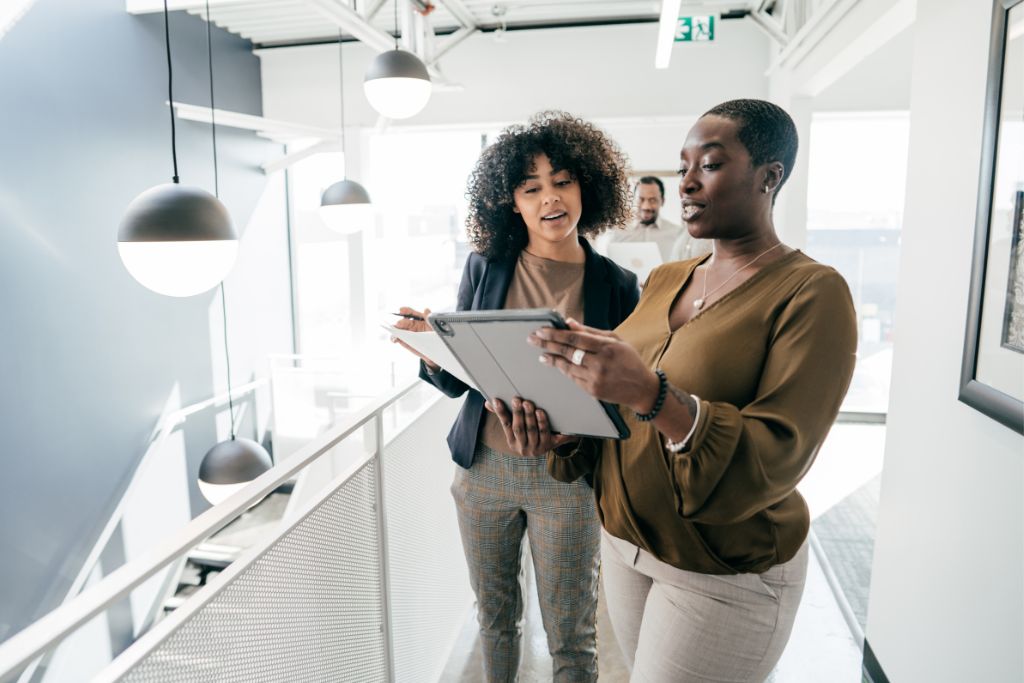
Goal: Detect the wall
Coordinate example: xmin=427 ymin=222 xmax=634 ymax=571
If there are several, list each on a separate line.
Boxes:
xmin=866 ymin=1 xmax=1024 ymax=681
xmin=257 ymin=20 xmax=769 ymax=130
xmin=0 ymin=0 xmax=292 ymax=644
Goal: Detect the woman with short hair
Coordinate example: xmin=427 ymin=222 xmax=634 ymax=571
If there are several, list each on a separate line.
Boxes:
xmin=519 ymin=99 xmax=858 ymax=682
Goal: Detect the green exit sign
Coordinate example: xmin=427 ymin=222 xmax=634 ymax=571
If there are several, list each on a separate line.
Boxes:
xmin=675 ymin=15 xmax=715 ymax=42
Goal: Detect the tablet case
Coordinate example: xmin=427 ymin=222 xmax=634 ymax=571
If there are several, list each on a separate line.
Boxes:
xmin=428 ymin=308 xmax=630 ymax=440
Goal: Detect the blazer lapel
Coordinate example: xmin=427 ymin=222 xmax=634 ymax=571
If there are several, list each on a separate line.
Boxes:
xmin=581 ymin=238 xmax=611 ymax=328
xmin=477 ymin=256 xmax=515 ymax=310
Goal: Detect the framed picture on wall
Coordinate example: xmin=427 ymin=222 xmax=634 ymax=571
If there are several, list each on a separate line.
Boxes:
xmin=1002 ymin=191 xmax=1024 ymax=353
xmin=960 ymin=0 xmax=1024 ymax=434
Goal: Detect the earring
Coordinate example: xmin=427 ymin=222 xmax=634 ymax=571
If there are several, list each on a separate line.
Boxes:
xmin=762 ymin=184 xmax=770 ymax=194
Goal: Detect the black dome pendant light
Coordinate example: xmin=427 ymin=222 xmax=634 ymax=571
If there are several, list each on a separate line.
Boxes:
xmin=363 ymin=0 xmax=432 ymax=119
xmin=117 ymin=0 xmax=238 ymax=298
xmin=194 ymin=0 xmax=271 ymax=506
xmin=320 ymin=28 xmax=373 ymax=233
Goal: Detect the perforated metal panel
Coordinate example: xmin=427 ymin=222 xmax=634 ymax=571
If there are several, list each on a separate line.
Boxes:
xmin=118 ymin=463 xmax=387 ymax=683
xmin=381 ymin=392 xmax=474 ymax=683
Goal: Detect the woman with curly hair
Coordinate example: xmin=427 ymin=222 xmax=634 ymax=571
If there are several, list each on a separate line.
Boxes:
xmin=394 ymin=111 xmax=639 ymax=682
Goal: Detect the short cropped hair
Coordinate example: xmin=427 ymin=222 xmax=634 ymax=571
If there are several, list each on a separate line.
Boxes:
xmin=702 ymin=99 xmax=799 ymax=196
xmin=465 ymin=111 xmax=631 ymax=261
xmin=636 ymin=176 xmax=665 ymax=199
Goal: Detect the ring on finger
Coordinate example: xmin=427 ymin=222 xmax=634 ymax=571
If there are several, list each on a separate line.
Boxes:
xmin=571 ymin=348 xmax=586 ymax=366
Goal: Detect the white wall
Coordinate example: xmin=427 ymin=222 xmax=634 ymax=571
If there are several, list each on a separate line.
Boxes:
xmin=866 ymin=2 xmax=1024 ymax=681
xmin=258 ymin=21 xmax=768 ymax=130
xmin=259 ymin=21 xmax=768 ymax=235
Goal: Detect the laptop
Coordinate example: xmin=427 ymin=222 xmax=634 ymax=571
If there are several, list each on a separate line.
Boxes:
xmin=606 ymin=242 xmax=663 ymax=284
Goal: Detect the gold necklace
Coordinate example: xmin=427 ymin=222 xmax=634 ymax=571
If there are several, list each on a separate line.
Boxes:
xmin=694 ymin=242 xmax=784 ymax=310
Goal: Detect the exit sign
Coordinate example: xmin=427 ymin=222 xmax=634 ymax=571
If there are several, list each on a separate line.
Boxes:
xmin=675 ymin=15 xmax=715 ymax=42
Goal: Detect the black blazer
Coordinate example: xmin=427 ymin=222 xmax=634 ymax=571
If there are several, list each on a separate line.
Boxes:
xmin=420 ymin=237 xmax=640 ymax=469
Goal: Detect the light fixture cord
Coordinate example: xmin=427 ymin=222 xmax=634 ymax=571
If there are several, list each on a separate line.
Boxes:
xmin=393 ymin=0 xmax=399 ymax=49
xmin=206 ymin=0 xmax=235 ymax=441
xmin=220 ymin=283 xmax=236 ymax=440
xmin=206 ymin=0 xmax=218 ymax=197
xmin=337 ymin=30 xmax=347 ymax=161
xmin=162 ymin=0 xmax=179 ymax=183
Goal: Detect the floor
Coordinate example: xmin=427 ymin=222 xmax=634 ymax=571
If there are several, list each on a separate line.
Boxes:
xmin=439 ymin=423 xmax=885 ymax=682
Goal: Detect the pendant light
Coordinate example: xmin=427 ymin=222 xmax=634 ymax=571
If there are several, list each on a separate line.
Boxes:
xmin=194 ymin=0 xmax=271 ymax=506
xmin=363 ymin=0 xmax=432 ymax=119
xmin=320 ymin=29 xmax=374 ymax=234
xmin=117 ymin=0 xmax=238 ymax=298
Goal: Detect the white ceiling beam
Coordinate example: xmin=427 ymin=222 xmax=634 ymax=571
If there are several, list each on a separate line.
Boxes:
xmin=170 ymin=102 xmax=340 ymax=142
xmin=436 ymin=0 xmax=477 ymax=29
xmin=796 ymin=0 xmax=914 ymax=97
xmin=748 ymin=8 xmax=789 ymax=45
xmin=306 ymin=0 xmax=397 ymax=52
xmin=428 ymin=26 xmax=476 ymax=65
xmin=766 ymin=0 xmax=855 ymax=73
xmin=306 ymin=0 xmax=451 ymax=83
xmin=363 ymin=0 xmax=388 ymax=19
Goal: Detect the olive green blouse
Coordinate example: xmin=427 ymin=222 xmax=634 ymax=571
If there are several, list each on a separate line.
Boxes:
xmin=548 ymin=250 xmax=857 ymax=574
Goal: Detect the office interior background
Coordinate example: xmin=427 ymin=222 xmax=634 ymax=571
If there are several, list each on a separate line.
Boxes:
xmin=0 ymin=0 xmax=1021 ymax=681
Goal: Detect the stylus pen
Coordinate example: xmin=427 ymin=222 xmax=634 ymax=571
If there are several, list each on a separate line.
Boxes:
xmin=391 ymin=312 xmax=425 ymax=321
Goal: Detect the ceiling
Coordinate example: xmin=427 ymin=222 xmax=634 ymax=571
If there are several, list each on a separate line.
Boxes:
xmin=136 ymin=0 xmax=753 ymax=49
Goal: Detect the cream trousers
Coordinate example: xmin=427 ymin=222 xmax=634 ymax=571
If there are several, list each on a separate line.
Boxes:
xmin=600 ymin=529 xmax=808 ymax=683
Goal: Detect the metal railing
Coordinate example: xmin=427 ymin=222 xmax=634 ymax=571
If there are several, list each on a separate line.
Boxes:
xmin=61 ymin=379 xmax=267 ymax=612
xmin=0 ymin=377 xmax=436 ymax=682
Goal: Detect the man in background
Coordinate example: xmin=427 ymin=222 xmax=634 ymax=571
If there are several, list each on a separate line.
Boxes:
xmin=601 ymin=177 xmax=712 ymax=262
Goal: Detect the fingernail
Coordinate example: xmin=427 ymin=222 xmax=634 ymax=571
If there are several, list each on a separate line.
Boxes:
xmin=539 ymin=355 xmax=548 ymax=364
xmin=527 ymin=335 xmax=539 ymax=346
xmin=535 ymin=329 xmax=549 ymax=339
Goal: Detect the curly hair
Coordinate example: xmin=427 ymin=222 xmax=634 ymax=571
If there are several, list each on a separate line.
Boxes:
xmin=702 ymin=99 xmax=798 ymax=200
xmin=465 ymin=111 xmax=632 ymax=260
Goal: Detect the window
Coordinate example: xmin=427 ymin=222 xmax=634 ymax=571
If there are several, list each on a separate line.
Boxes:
xmin=805 ymin=112 xmax=911 ymax=414
xmin=286 ymin=128 xmax=489 ymax=383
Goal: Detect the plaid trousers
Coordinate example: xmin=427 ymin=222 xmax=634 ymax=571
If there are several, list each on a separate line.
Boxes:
xmin=451 ymin=443 xmax=601 ymax=683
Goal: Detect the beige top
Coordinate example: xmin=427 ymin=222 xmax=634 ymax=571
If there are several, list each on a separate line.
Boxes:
xmin=481 ymin=250 xmax=585 ymax=455
xmin=549 ymin=251 xmax=858 ymax=574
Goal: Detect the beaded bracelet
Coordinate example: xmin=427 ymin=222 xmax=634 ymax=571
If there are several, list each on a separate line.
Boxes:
xmin=634 ymin=369 xmax=667 ymax=422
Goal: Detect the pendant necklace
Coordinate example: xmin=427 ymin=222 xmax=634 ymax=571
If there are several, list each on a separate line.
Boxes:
xmin=693 ymin=242 xmax=784 ymax=310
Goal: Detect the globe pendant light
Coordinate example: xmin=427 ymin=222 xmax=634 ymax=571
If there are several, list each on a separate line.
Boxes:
xmin=195 ymin=0 xmax=271 ymax=505
xmin=320 ymin=29 xmax=373 ymax=233
xmin=199 ymin=437 xmax=273 ymax=506
xmin=117 ymin=0 xmax=237 ymax=298
xmin=363 ymin=0 xmax=432 ymax=120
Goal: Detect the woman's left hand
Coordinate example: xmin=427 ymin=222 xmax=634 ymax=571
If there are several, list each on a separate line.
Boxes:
xmin=488 ymin=398 xmax=578 ymax=457
xmin=528 ymin=319 xmax=661 ymax=415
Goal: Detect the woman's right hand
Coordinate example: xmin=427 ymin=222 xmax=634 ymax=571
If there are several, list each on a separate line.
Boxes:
xmin=391 ymin=306 xmax=441 ymax=371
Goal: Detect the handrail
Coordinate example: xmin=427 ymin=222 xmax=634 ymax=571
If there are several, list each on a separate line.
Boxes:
xmin=0 ymin=377 xmax=424 ymax=680
xmin=57 ymin=380 xmax=267 ymax=613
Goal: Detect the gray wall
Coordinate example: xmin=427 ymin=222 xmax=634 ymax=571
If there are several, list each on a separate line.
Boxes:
xmin=0 ymin=0 xmax=292 ymax=642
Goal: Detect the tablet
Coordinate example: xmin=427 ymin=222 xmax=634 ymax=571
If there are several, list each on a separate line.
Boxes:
xmin=606 ymin=242 xmax=662 ymax=283
xmin=427 ymin=309 xmax=630 ymax=440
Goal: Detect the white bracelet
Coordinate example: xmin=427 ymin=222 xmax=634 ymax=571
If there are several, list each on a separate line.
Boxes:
xmin=664 ymin=394 xmax=700 ymax=453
